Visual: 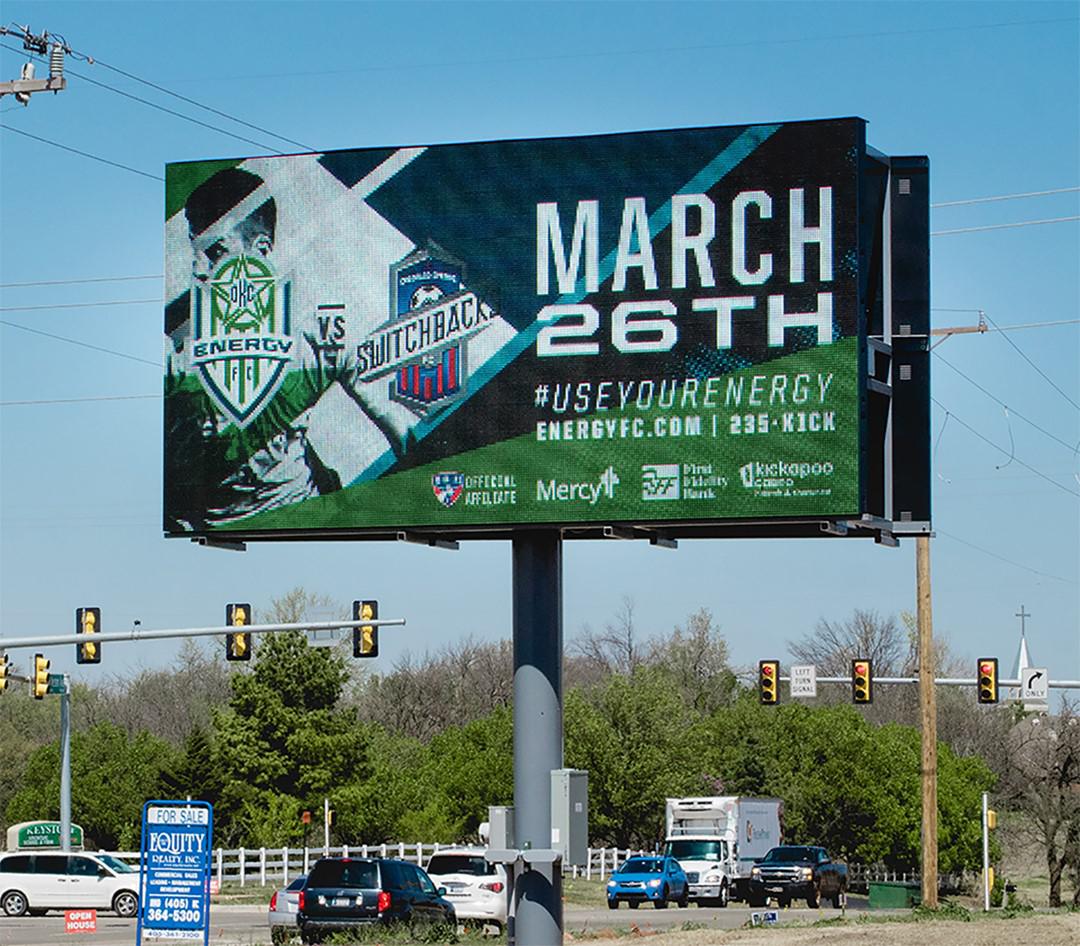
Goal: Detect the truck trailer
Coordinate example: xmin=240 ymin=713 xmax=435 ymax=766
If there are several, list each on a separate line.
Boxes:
xmin=663 ymin=796 xmax=783 ymax=905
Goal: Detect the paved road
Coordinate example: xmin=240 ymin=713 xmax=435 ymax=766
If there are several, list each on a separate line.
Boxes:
xmin=0 ymin=896 xmax=875 ymax=944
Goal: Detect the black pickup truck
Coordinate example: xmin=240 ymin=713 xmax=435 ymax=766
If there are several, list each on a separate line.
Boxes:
xmin=747 ymin=845 xmax=847 ymax=908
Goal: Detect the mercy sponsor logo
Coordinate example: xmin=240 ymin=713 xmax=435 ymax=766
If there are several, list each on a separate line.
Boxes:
xmin=642 ymin=464 xmax=680 ymax=501
xmin=739 ymin=459 xmax=835 ymax=489
xmin=537 ymin=466 xmax=619 ymax=505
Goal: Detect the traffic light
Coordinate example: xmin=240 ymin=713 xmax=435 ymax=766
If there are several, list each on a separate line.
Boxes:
xmin=987 ymin=808 xmax=997 ymax=830
xmin=32 ymin=654 xmax=50 ymax=700
xmin=75 ymin=607 xmax=102 ymax=664
xmin=353 ymin=600 xmax=379 ymax=658
xmin=977 ymin=657 xmax=998 ymax=704
xmin=226 ymin=603 xmax=252 ymax=661
xmin=852 ymin=659 xmax=873 ymax=704
xmin=758 ymin=660 xmax=779 ymax=704
xmin=0 ymin=652 xmax=8 ymax=693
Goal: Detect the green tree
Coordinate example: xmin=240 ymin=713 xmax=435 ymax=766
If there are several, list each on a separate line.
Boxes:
xmin=566 ymin=667 xmax=703 ymax=847
xmin=211 ymin=630 xmax=370 ymax=846
xmin=6 ymin=722 xmax=176 ymax=849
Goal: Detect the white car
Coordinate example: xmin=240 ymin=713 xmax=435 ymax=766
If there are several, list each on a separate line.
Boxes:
xmin=0 ymin=851 xmax=139 ymax=917
xmin=425 ymin=848 xmax=508 ymax=932
xmin=267 ymin=874 xmax=305 ymax=944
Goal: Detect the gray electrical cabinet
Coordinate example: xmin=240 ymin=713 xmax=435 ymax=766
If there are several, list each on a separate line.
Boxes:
xmin=550 ymin=769 xmax=588 ymax=866
xmin=487 ymin=805 xmax=515 ymax=851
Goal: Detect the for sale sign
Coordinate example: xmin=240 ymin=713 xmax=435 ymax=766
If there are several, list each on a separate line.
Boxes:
xmin=137 ymin=801 xmax=212 ymax=944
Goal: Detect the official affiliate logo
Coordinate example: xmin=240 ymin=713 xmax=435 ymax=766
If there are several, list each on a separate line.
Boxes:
xmin=190 ymin=256 xmax=293 ymax=428
xmin=432 ymin=471 xmax=465 ymax=507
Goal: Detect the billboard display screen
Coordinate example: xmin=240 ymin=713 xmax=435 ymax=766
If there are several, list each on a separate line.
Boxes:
xmin=165 ymin=117 xmax=891 ymax=540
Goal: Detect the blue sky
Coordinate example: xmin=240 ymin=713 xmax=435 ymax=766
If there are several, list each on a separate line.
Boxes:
xmin=1 ymin=1 xmax=1077 ymax=695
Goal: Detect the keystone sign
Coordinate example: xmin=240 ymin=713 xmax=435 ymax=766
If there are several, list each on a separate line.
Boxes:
xmin=6 ymin=821 xmax=84 ymax=850
xmin=163 ymin=118 xmax=929 ymax=541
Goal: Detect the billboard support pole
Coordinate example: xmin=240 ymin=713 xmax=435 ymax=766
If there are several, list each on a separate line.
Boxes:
xmin=512 ymin=529 xmax=564 ymax=945
xmin=60 ymin=675 xmax=71 ymax=852
xmin=917 ymin=535 xmax=938 ymax=907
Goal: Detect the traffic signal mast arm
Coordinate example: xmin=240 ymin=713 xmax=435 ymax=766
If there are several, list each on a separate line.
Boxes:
xmin=772 ymin=674 xmax=1079 ymax=688
xmin=0 ymin=616 xmax=406 ymax=650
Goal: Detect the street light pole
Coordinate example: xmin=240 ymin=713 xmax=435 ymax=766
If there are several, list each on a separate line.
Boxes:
xmin=917 ymin=535 xmax=938 ymax=908
xmin=60 ymin=674 xmax=71 ymax=852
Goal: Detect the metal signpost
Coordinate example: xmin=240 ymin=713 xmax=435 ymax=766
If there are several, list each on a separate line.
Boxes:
xmin=137 ymin=800 xmax=213 ymax=945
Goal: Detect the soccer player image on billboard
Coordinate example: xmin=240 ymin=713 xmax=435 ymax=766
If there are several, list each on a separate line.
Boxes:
xmin=163 ymin=118 xmax=928 ymax=540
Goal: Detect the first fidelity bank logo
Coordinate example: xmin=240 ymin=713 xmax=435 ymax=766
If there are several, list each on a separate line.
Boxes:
xmin=536 ymin=466 xmax=620 ymax=505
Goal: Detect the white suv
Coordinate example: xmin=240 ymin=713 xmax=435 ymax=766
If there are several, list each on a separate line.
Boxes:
xmin=425 ymin=848 xmax=508 ymax=932
xmin=0 ymin=851 xmax=139 ymax=917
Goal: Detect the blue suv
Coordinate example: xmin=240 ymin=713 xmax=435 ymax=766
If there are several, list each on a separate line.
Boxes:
xmin=607 ymin=856 xmax=689 ymax=909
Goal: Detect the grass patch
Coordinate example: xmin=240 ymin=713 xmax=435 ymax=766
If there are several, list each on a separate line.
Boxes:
xmin=562 ymin=875 xmax=610 ymax=906
xmin=911 ymin=901 xmax=972 ymax=922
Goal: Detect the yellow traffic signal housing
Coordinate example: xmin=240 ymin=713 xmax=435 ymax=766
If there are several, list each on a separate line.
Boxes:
xmin=0 ymin=652 xmax=8 ymax=693
xmin=758 ymin=660 xmax=779 ymax=704
xmin=987 ymin=809 xmax=997 ymax=830
xmin=852 ymin=659 xmax=873 ymax=704
xmin=226 ymin=603 xmax=252 ymax=662
xmin=353 ymin=600 xmax=379 ymax=658
xmin=76 ymin=607 xmax=102 ymax=664
xmin=977 ymin=657 xmax=998 ymax=704
xmin=32 ymin=653 xmax=50 ymax=700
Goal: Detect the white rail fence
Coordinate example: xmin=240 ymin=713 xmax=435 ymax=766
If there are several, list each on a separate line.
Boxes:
xmin=100 ymin=846 xmax=974 ymax=893
xmin=102 ymin=844 xmax=646 ymax=886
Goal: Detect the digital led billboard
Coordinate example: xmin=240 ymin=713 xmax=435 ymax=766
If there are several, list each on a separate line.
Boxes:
xmin=164 ymin=118 xmax=928 ymax=541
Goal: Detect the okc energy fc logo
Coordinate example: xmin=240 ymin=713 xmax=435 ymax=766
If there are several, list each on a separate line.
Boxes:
xmin=190 ymin=255 xmax=293 ymax=428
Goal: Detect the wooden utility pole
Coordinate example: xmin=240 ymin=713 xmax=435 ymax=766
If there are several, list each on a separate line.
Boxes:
xmin=917 ymin=534 xmax=938 ymax=907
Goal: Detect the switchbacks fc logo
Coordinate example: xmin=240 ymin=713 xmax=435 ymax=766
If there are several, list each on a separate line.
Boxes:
xmin=353 ymin=244 xmax=498 ymax=416
xmin=190 ymin=255 xmax=293 ymax=428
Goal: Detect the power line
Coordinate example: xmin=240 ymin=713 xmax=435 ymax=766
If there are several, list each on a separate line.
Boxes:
xmin=1 ymin=393 xmax=159 ymax=407
xmin=63 ymin=61 xmax=284 ymax=154
xmin=78 ymin=52 xmax=314 ymax=152
xmin=0 ymin=274 xmax=161 ymax=289
xmin=171 ymin=15 xmax=1078 ymax=82
xmin=981 ymin=311 xmax=1080 ymax=412
xmin=931 ymin=216 xmax=1080 ymax=236
xmin=0 ymin=123 xmax=163 ymax=181
xmin=0 ymin=42 xmax=283 ymax=154
xmin=935 ymin=529 xmax=1077 ymax=585
xmin=0 ymin=319 xmax=159 ymax=367
xmin=931 ymin=186 xmax=1080 ymax=208
xmin=0 ymin=298 xmax=159 ymax=313
xmin=930 ymin=396 xmax=1079 ymax=498
xmin=933 ymin=353 xmax=1078 ymax=452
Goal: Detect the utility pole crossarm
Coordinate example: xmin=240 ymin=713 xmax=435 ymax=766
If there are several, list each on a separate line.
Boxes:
xmin=0 ymin=76 xmax=66 ymax=97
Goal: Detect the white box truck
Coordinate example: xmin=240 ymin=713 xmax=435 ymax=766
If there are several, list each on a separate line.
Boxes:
xmin=663 ymin=796 xmax=783 ymax=906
